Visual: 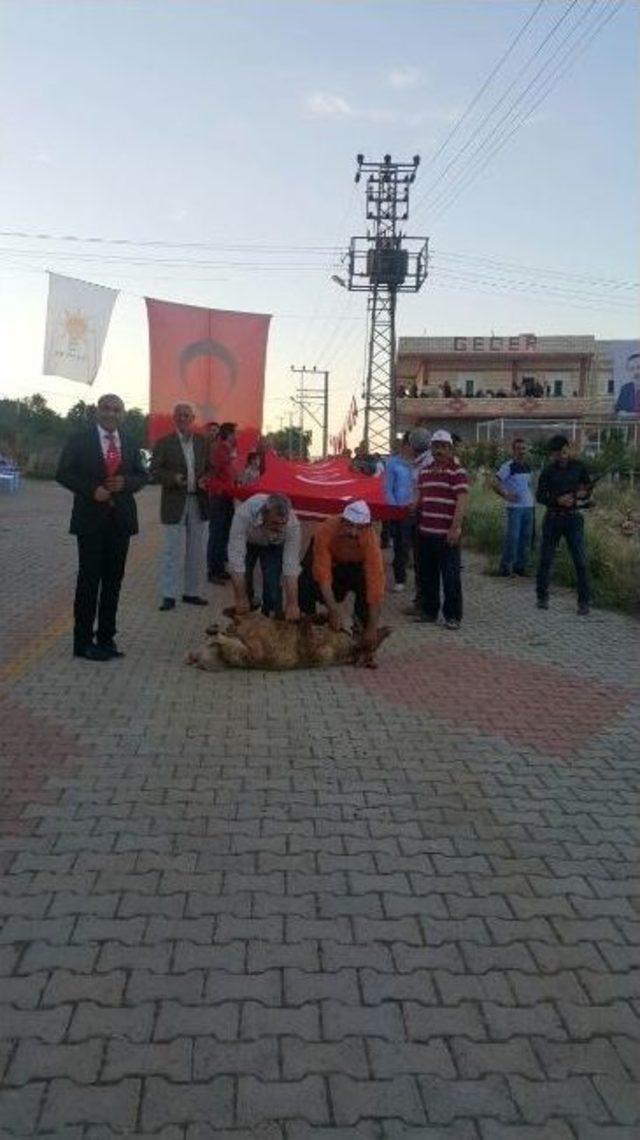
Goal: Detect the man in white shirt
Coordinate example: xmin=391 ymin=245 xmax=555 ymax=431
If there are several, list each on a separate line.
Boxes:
xmin=228 ymin=493 xmax=301 ymax=620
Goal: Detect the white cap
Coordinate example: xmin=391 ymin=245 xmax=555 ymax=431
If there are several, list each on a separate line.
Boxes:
xmin=342 ymin=500 xmax=371 ymax=525
xmin=430 ymin=429 xmax=453 ymax=444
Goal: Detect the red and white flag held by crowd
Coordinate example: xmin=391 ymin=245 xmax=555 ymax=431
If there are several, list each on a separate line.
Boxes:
xmin=235 ymin=452 xmax=404 ymax=521
xmin=43 ymin=273 xmax=118 ymax=385
xmin=145 ymin=298 xmax=271 ymax=444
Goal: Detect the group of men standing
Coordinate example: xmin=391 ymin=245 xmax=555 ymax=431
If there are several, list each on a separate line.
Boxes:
xmin=55 ymin=397 xmax=386 ymax=660
xmin=56 ymin=395 xmax=593 ymax=663
xmin=383 ymin=425 xmax=593 ymax=624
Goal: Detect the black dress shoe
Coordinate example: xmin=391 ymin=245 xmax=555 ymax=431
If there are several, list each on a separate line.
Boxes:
xmin=182 ymin=595 xmax=209 ymax=606
xmin=74 ymin=645 xmax=112 ymax=662
xmin=159 ymin=598 xmax=176 ymax=611
xmin=97 ymin=641 xmax=125 ymax=658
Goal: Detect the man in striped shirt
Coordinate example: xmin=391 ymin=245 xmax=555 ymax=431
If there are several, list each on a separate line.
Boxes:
xmin=415 ymin=429 xmax=469 ymax=629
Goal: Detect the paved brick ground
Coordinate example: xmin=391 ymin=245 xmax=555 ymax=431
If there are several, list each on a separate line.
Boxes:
xmin=1 ymin=481 xmax=639 ymax=1138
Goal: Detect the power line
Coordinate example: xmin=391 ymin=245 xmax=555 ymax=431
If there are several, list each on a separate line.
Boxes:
xmin=0 ymin=246 xmax=337 ymax=272
xmin=0 ymin=228 xmax=341 ymax=254
xmin=2 ymin=241 xmax=635 ymax=304
xmin=413 ymin=0 xmax=585 ymax=215
xmin=1 ymin=227 xmax=636 ymax=293
xmin=425 ymin=0 xmax=624 ymax=224
xmin=429 ymin=265 xmax=637 ymax=308
xmin=432 ymin=248 xmax=639 ymax=290
xmin=416 ymin=0 xmax=548 ymax=189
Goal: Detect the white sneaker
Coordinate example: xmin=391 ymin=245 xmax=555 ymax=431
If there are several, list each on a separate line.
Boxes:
xmin=392 ymin=583 xmax=406 ymax=593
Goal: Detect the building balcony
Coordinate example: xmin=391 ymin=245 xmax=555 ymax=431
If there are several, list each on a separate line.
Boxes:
xmin=396 ymin=395 xmax=591 ymax=421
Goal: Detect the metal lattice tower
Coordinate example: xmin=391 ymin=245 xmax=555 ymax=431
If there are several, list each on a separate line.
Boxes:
xmin=347 ymin=154 xmax=428 ymax=452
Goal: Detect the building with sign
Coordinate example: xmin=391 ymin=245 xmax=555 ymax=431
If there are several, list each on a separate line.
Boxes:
xmin=395 ymin=334 xmax=639 ymax=445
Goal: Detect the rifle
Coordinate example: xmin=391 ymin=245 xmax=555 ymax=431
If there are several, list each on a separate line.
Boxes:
xmin=576 ymin=470 xmax=607 ymax=510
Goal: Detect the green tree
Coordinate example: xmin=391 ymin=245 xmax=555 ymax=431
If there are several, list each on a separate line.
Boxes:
xmin=122 ymin=407 xmax=148 ymax=450
xmin=66 ymin=400 xmax=96 ymax=426
xmin=269 ymin=426 xmax=312 ymax=460
xmin=21 ymin=393 xmax=63 ymax=436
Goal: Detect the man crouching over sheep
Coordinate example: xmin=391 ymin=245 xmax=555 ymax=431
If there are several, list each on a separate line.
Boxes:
xmin=298 ymin=500 xmax=384 ymax=654
xmin=228 ymin=493 xmax=301 ymax=621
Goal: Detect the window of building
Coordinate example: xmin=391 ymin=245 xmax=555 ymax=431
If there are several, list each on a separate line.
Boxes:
xmin=465 ymin=379 xmax=475 ymax=397
xmin=553 ymin=379 xmax=564 ymax=397
xmin=607 ymin=378 xmax=615 ymax=394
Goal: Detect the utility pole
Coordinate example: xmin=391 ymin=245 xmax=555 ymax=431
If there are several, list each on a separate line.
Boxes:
xmin=290 ymin=365 xmax=330 ymax=457
xmin=346 ymin=154 xmax=428 ymax=452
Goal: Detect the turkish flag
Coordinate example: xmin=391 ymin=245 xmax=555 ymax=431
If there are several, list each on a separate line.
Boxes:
xmin=145 ymin=298 xmax=271 ymax=444
xmin=235 ymin=453 xmax=406 ymax=521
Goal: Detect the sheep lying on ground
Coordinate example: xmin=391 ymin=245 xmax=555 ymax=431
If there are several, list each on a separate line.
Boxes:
xmin=186 ymin=611 xmax=391 ymax=671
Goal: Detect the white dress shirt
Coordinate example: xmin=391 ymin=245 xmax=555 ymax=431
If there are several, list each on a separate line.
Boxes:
xmin=97 ymin=424 xmax=121 ymax=458
xmin=178 ymin=433 xmax=196 ymax=493
xmin=227 ymin=494 xmax=301 ymax=577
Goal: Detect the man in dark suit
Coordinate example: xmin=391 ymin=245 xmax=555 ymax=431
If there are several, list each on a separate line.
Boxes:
xmin=56 ymin=393 xmax=147 ymax=661
xmin=150 ymin=403 xmax=210 ymax=611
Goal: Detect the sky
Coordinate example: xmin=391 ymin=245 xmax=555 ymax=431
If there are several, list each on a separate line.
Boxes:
xmin=1 ymin=0 xmax=638 ymax=451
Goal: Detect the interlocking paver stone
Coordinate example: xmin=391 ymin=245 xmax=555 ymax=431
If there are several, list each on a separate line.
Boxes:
xmin=40 ymin=1078 xmax=141 ymax=1130
xmin=6 ymin=1038 xmax=103 ymax=1084
xmin=1 ymin=484 xmax=639 ymax=1136
xmin=281 ymin=1037 xmax=369 ymax=1079
xmin=141 ymin=1076 xmax=233 ymax=1130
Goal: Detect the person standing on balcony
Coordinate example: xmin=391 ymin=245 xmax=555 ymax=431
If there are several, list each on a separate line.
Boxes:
xmin=492 ymin=437 xmax=535 ymax=577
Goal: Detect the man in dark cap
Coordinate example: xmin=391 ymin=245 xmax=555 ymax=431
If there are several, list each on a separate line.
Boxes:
xmin=535 ymin=435 xmax=592 ymax=615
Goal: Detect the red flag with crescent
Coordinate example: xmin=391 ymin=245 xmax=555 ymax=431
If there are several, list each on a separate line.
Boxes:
xmin=145 ymin=298 xmax=271 ymax=444
xmin=234 ymin=453 xmax=405 ymax=521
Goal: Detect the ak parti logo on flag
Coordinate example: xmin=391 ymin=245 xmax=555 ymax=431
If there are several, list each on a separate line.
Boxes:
xmin=145 ymin=298 xmax=271 ymax=443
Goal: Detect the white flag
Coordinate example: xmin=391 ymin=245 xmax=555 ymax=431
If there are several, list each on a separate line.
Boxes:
xmin=43 ymin=272 xmax=118 ymax=384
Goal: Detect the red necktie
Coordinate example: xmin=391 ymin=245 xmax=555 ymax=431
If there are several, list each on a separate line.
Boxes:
xmin=104 ymin=431 xmax=121 ymax=477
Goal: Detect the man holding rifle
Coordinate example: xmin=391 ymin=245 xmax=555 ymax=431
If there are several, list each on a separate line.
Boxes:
xmin=535 ymin=434 xmax=592 ymax=616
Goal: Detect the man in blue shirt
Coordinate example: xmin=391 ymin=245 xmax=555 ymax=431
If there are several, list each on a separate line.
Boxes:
xmin=384 ymin=437 xmax=415 ymax=592
xmin=492 ymin=437 xmax=535 ymax=577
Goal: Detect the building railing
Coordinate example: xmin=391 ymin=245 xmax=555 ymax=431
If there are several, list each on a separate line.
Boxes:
xmin=396 ymin=395 xmax=594 ymax=420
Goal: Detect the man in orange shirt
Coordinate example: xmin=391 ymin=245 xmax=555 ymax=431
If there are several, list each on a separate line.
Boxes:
xmin=298 ymin=500 xmax=384 ymax=650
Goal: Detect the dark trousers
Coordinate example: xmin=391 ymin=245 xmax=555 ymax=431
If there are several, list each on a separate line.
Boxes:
xmin=245 ymin=543 xmax=284 ymax=616
xmin=207 ymin=495 xmax=234 ymax=576
xmin=411 ymin=519 xmax=422 ymax=603
xmin=417 ymin=532 xmax=462 ymax=622
xmin=536 ymin=511 xmax=590 ymax=606
xmin=298 ymin=540 xmax=369 ymax=626
xmin=74 ymin=520 xmax=130 ymax=651
xmin=390 ymin=518 xmax=413 ymax=584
